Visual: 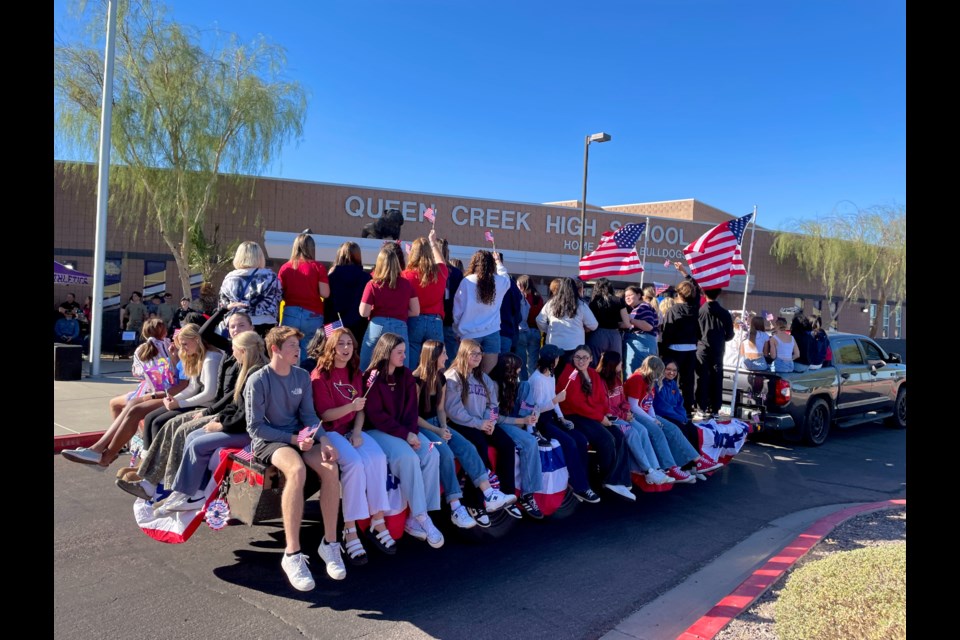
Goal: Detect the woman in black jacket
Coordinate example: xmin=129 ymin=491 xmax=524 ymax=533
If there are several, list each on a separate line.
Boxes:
xmin=659 ymin=265 xmax=702 ymax=416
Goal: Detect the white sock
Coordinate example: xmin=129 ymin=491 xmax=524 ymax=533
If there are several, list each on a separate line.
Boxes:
xmin=415 ymin=513 xmax=428 ymax=524
xmin=449 ymin=499 xmax=462 ymax=510
xmin=140 ymin=480 xmax=156 ymax=496
xmin=483 ymin=488 xmax=495 ymax=499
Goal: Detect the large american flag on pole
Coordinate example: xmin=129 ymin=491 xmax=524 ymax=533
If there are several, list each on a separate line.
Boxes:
xmin=578 ymin=223 xmax=645 ymax=280
xmin=682 ymin=213 xmax=753 ymax=289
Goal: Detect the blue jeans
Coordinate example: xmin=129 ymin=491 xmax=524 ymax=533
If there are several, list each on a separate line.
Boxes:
xmin=281 ymin=305 xmax=323 ymax=366
xmin=613 ymin=418 xmax=661 ymax=473
xmin=624 ymin=332 xmax=658 ymax=377
xmin=770 ymin=358 xmax=795 ymax=373
xmin=475 ymin=331 xmax=501 ymax=354
xmin=499 ymin=334 xmax=514 ymax=355
xmin=422 ymin=417 xmax=491 ymax=502
xmin=407 ymin=314 xmax=444 ymax=373
xmin=498 ymin=422 xmax=544 ymax=494
xmin=366 ymin=430 xmax=441 ymax=516
xmin=172 ymin=429 xmax=251 ymax=496
xmin=516 ymin=327 xmax=541 ymax=380
xmin=360 ymin=316 xmax=409 ymax=371
xmin=742 ymin=357 xmax=769 ymax=371
xmin=630 ymin=410 xmax=700 ymax=468
xmin=443 ymin=325 xmax=460 ymax=363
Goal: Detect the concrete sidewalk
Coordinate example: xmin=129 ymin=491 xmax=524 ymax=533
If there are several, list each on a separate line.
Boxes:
xmin=54 ymin=356 xmax=140 ymax=451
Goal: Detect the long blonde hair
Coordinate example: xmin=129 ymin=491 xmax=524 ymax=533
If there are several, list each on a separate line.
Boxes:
xmin=638 ymin=355 xmax=666 ymax=390
xmin=449 ymin=338 xmax=489 ymax=405
xmin=289 ymin=233 xmax=316 ymax=268
xmin=406 ymin=237 xmax=439 ymax=287
xmin=175 ymin=323 xmax=212 ymax=379
xmin=232 ymin=331 xmax=269 ymax=405
xmin=371 ymin=244 xmax=402 ymax=288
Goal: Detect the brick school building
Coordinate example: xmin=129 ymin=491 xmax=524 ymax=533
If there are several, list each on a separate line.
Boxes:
xmin=53 ymin=162 xmax=905 ymax=338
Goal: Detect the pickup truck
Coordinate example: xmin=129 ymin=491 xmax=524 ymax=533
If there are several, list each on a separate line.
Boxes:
xmin=721 ymin=332 xmax=906 ymax=445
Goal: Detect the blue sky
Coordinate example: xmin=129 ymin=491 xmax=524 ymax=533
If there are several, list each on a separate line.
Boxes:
xmin=54 ymin=0 xmax=906 ymax=231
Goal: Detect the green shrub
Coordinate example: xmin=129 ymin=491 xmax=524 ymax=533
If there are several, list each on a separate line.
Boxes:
xmin=775 ymin=543 xmax=906 ymax=640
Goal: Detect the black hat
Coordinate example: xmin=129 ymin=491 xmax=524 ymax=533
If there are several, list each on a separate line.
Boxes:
xmin=539 ymin=344 xmax=564 ymax=362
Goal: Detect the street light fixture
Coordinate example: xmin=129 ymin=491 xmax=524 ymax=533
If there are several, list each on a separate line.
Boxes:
xmin=579 ymin=132 xmax=612 ymax=259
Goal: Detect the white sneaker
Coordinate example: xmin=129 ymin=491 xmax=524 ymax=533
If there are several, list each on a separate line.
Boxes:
xmin=61 ymin=448 xmax=103 ymax=465
xmin=404 ymin=516 xmax=428 ymax=541
xmin=604 ymin=484 xmax=637 ymax=501
xmin=450 ymin=505 xmax=477 ymax=529
xmin=483 ymin=489 xmax=517 ymax=512
xmin=645 ymin=469 xmax=674 ymax=485
xmin=420 ymin=516 xmax=445 ymax=548
xmin=317 ymin=540 xmax=347 ymax=580
xmin=160 ymin=490 xmax=207 ymax=512
xmin=280 ymin=552 xmax=316 ymax=592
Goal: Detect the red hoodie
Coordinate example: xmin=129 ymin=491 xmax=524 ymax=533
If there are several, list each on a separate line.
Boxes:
xmin=557 ymin=363 xmax=608 ymax=421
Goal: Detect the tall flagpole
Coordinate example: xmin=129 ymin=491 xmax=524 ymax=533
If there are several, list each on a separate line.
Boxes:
xmin=729 ymin=205 xmax=759 ymax=421
xmin=89 ymin=0 xmax=118 ymax=377
xmin=639 ymin=216 xmax=650 ymax=287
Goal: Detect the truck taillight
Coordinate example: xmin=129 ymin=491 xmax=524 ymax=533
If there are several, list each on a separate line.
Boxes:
xmin=774 ymin=379 xmax=791 ymax=406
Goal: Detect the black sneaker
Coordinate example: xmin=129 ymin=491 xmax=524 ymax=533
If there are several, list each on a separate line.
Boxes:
xmin=573 ymin=488 xmax=601 ymax=504
xmin=504 ymin=504 xmax=523 ymax=519
xmin=468 ymin=506 xmax=491 ymax=528
xmin=518 ymin=493 xmax=544 ymax=519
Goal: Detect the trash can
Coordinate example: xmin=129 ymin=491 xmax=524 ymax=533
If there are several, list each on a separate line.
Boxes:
xmin=54 ymin=343 xmax=82 ymax=381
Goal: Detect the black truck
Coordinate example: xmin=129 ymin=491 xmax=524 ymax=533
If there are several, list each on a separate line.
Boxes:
xmin=721 ymin=332 xmax=906 ymax=445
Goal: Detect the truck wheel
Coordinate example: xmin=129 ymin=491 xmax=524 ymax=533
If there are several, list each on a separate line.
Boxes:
xmin=885 ymin=387 xmax=906 ymax=429
xmin=802 ymin=398 xmax=831 ymax=446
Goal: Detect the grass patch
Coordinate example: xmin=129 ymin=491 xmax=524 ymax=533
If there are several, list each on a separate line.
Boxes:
xmin=775 ymin=542 xmax=905 ymax=640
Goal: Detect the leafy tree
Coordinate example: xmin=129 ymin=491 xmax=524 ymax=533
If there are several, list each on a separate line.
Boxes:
xmin=54 ymin=0 xmax=307 ymax=297
xmin=770 ymin=205 xmax=906 ymax=334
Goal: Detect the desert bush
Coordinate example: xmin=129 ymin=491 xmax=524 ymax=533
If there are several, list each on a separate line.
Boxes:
xmin=775 ymin=543 xmax=905 ymax=640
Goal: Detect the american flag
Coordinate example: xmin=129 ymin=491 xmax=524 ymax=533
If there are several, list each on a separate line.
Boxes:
xmin=423 ymin=207 xmax=435 ymax=223
xmin=297 ymin=424 xmax=321 ymax=444
xmin=563 ymin=368 xmax=579 ymax=390
xmin=663 ymin=259 xmax=671 ymax=268
xmin=402 ymin=241 xmax=412 ymax=255
xmin=232 ymin=447 xmax=254 ymax=462
xmin=484 ymin=230 xmax=495 ymax=243
xmin=654 ymin=282 xmax=670 ymax=295
xmin=366 ymin=369 xmax=379 ymax=389
xmin=578 ymin=223 xmax=645 ymax=280
xmin=323 ymin=320 xmax=344 ymax=337
xmin=682 ymin=213 xmax=753 ymax=289
xmin=489 ymin=405 xmax=499 ymax=421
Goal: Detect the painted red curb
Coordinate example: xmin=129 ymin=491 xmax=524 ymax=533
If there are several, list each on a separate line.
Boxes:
xmin=677 ymin=498 xmax=906 ymax=640
xmin=54 ymin=431 xmax=106 ymax=454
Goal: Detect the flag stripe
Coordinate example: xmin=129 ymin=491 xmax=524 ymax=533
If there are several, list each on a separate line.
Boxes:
xmin=578 ymin=223 xmax=645 ymax=280
xmin=683 ymin=213 xmax=752 ymax=289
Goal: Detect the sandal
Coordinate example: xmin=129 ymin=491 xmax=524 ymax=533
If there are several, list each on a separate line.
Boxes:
xmin=367 ymin=518 xmax=397 ymax=555
xmin=342 ymin=527 xmax=368 ymax=566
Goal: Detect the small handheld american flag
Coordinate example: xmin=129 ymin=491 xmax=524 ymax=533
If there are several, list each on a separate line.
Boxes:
xmin=654 ymin=282 xmax=669 ymax=295
xmin=323 ymin=320 xmax=344 ymax=338
xmin=402 ymin=241 xmax=412 ymax=255
xmin=563 ymin=369 xmax=579 ymax=390
xmin=764 ymin=311 xmax=775 ymax=322
xmin=362 ymin=369 xmax=379 ymax=397
xmin=423 ymin=207 xmax=435 ymax=224
xmin=489 ymin=405 xmax=499 ymax=422
xmin=297 ymin=423 xmax=321 ymax=444
xmin=663 ymin=259 xmax=672 ymax=268
xmin=484 ymin=230 xmax=495 ymax=243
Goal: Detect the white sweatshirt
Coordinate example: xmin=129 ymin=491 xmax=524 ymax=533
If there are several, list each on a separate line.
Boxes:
xmin=452 ymin=262 xmax=511 ymax=340
xmin=173 ymin=350 xmax=224 ymax=408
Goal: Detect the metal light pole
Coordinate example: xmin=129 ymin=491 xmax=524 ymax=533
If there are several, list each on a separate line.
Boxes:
xmin=579 ymin=132 xmax=611 ymax=259
xmin=89 ymin=0 xmax=118 ymax=377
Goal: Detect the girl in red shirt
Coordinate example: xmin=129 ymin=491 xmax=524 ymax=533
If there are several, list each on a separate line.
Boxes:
xmin=556 ymin=345 xmax=635 ymax=501
xmin=278 ymin=233 xmax=330 ymax=366
xmin=402 ymin=229 xmax=448 ymax=373
xmin=359 ymin=245 xmax=420 ymax=371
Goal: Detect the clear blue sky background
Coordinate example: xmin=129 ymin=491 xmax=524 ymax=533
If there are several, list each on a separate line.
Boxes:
xmin=54 ymin=0 xmax=906 ymax=231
